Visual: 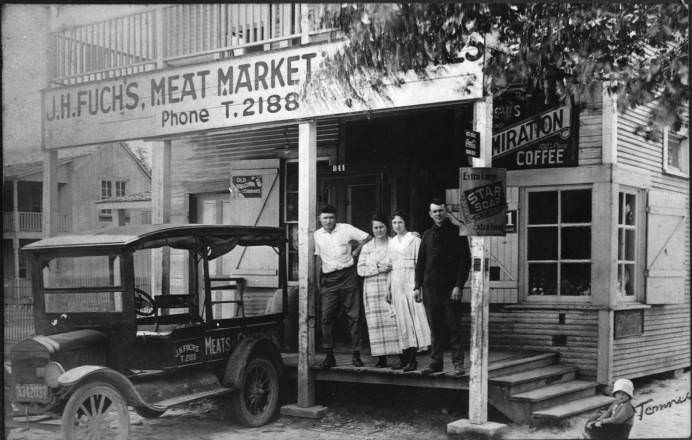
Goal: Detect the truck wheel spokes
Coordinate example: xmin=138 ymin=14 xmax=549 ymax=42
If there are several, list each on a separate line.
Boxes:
xmin=62 ymin=383 xmax=130 ymax=440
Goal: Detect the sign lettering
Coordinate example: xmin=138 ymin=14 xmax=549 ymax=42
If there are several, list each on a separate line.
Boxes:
xmin=459 ymin=167 xmax=507 ymax=236
xmin=42 ymin=42 xmax=484 ymax=149
xmin=492 ymin=90 xmax=577 ymax=170
xmin=204 ymin=335 xmax=233 ymax=356
xmin=232 ymin=175 xmax=262 ymax=198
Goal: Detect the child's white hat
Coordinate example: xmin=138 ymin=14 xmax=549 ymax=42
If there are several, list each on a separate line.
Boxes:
xmin=613 ymin=378 xmax=634 ymax=398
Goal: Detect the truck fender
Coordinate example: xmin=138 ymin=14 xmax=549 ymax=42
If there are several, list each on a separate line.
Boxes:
xmin=222 ymin=337 xmax=283 ymax=389
xmin=58 ymin=365 xmax=165 ymax=415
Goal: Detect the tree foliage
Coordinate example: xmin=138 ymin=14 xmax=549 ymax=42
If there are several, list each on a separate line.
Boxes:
xmin=316 ymin=2 xmax=688 ymax=135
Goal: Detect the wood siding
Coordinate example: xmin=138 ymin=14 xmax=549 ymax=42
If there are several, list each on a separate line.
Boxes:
xmin=462 ymin=308 xmax=600 ymax=379
xmin=578 ymin=91 xmax=603 ymax=166
xmin=615 ymin=102 xmax=690 ymax=378
xmin=613 ymin=304 xmax=690 ymax=378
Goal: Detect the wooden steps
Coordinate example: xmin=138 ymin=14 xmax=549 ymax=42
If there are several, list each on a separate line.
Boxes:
xmin=532 ymin=395 xmax=615 ymax=420
xmin=488 ymin=359 xmax=610 ymax=424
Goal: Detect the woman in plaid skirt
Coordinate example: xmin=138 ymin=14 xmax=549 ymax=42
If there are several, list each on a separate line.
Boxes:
xmin=357 ymin=214 xmax=402 ymax=367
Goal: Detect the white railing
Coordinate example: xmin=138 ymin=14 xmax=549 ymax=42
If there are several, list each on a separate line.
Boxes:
xmin=3 ymin=212 xmax=71 ymax=232
xmin=18 ymin=212 xmax=42 ymax=232
xmin=52 ymin=9 xmax=158 ymax=85
xmin=50 ymin=4 xmax=341 ymax=86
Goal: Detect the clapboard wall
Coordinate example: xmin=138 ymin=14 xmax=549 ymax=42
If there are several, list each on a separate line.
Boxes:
xmin=613 ymin=101 xmax=690 ymax=379
xmin=462 ymin=308 xmax=600 ymax=379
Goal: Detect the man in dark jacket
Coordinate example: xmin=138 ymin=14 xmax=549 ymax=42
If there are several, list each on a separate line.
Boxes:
xmin=414 ymin=198 xmax=471 ymax=376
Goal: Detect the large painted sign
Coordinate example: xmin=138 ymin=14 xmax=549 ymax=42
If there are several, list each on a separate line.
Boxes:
xmin=491 ymin=90 xmax=578 ymax=170
xmin=42 ymin=42 xmax=483 ymax=149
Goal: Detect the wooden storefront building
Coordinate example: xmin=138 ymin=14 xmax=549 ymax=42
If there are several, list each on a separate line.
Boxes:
xmin=36 ymin=4 xmax=689 ymax=423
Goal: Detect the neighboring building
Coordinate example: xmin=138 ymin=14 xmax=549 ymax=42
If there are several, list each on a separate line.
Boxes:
xmin=15 ymin=3 xmax=690 ymax=422
xmin=3 ymin=142 xmax=151 ymax=301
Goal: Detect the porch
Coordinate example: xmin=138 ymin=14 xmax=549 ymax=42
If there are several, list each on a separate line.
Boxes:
xmin=281 ymin=348 xmax=613 ymax=424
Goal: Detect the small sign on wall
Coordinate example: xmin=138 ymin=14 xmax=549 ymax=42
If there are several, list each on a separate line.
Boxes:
xmin=232 ymin=175 xmax=262 ymax=198
xmin=464 ymin=129 xmax=480 ymax=158
xmin=459 ymin=167 xmax=507 ymax=236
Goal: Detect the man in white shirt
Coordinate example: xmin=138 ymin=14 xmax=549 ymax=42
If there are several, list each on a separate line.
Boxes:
xmin=314 ymin=205 xmax=371 ymax=367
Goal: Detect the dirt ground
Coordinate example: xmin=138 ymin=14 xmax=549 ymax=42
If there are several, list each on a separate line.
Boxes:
xmin=7 ymin=370 xmax=690 ymax=440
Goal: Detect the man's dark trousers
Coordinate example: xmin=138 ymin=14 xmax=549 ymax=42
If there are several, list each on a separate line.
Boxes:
xmin=423 ymin=287 xmax=464 ymax=368
xmin=320 ymin=267 xmax=361 ymax=351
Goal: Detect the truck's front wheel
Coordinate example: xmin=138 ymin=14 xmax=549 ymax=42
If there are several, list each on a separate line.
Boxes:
xmin=61 ymin=382 xmax=130 ymax=440
xmin=230 ymin=357 xmax=279 ymax=427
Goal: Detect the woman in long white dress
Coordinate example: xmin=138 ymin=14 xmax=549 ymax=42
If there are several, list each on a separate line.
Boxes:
xmin=387 ymin=211 xmax=431 ymax=371
xmin=357 ymin=214 xmax=401 ymax=367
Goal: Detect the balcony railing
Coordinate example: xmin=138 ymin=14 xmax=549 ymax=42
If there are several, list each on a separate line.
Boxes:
xmin=50 ymin=4 xmax=341 ymax=86
xmin=3 ymin=212 xmax=72 ymax=233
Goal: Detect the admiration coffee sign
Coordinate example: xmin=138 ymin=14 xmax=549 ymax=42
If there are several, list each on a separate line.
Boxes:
xmin=491 ymin=91 xmax=578 ymax=170
xmin=42 ymin=42 xmax=483 ymax=149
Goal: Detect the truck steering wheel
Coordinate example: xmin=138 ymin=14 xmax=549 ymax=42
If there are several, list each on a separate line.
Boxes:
xmin=134 ymin=288 xmax=156 ymax=316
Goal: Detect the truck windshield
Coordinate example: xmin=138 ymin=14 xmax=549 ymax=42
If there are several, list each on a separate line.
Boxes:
xmin=42 ymin=255 xmax=123 ymax=313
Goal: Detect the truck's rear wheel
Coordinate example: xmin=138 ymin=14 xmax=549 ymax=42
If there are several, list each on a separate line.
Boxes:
xmin=61 ymin=382 xmax=130 ymax=440
xmin=230 ymin=357 xmax=279 ymax=426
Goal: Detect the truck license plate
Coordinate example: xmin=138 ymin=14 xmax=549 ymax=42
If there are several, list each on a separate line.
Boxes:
xmin=15 ymin=383 xmax=49 ymax=401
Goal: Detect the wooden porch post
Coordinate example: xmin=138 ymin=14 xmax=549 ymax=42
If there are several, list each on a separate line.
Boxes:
xmin=468 ymin=95 xmax=493 ymax=424
xmin=42 ymin=150 xmax=58 ymax=238
xmin=281 ymin=120 xmax=326 ymax=418
xmin=13 ymin=180 xmax=20 ymax=281
xmin=151 ymin=140 xmax=172 ymax=295
xmin=297 ymin=120 xmax=317 ymax=407
xmin=449 ymin=95 xmax=505 ymax=437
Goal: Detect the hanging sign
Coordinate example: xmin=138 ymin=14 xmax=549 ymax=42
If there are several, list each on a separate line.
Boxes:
xmin=492 ymin=90 xmax=577 ymax=170
xmin=464 ymin=129 xmax=480 ymax=158
xmin=232 ymin=175 xmax=262 ymax=198
xmin=459 ymin=167 xmax=507 ymax=236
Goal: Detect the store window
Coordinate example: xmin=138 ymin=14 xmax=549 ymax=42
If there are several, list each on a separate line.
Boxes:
xmin=663 ymin=127 xmax=689 ymax=177
xmin=617 ymin=191 xmax=637 ymax=298
xmin=526 ymin=188 xmax=592 ymax=298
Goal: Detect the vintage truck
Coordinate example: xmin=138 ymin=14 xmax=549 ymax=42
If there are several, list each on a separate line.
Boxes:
xmin=7 ymin=224 xmax=289 ymax=439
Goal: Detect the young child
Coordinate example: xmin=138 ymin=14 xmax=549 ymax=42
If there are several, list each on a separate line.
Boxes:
xmin=583 ymin=378 xmax=636 ymax=440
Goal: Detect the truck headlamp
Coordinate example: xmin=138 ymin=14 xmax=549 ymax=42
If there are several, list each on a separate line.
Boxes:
xmin=44 ymin=361 xmax=65 ymax=388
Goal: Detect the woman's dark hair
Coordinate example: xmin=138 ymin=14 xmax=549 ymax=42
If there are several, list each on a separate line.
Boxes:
xmin=371 ymin=213 xmax=388 ymax=230
xmin=390 ymin=210 xmax=408 ymax=225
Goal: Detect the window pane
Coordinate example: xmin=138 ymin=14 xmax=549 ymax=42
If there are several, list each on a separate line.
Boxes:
xmin=43 ymin=256 xmax=121 ymax=288
xmin=528 ymin=191 xmax=557 ymax=224
xmin=618 ymin=193 xmax=624 ymax=224
xmin=618 ymin=229 xmax=624 ymax=260
xmin=618 ymin=264 xmax=635 ymax=296
xmin=624 ymin=194 xmax=635 ymax=225
xmin=561 ymin=227 xmax=591 ymax=259
xmin=561 ymin=189 xmax=591 ymax=223
xmin=668 ymin=133 xmax=682 ymax=168
xmin=561 ymin=263 xmax=591 ymax=295
xmin=529 ymin=263 xmax=557 ymax=295
xmin=624 ymin=229 xmax=636 ymax=261
xmin=528 ymin=227 xmax=557 ymax=260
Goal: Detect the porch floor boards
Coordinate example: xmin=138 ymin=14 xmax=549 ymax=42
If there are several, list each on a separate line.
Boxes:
xmin=281 ymin=349 xmax=543 ymax=391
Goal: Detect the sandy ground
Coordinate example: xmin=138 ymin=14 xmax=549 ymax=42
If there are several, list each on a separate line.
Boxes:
xmin=7 ymin=370 xmax=690 ymax=440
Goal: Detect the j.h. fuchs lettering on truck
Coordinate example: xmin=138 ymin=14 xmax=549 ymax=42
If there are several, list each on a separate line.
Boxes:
xmin=491 ymin=103 xmax=576 ymax=170
xmin=42 ymin=41 xmax=484 ymax=149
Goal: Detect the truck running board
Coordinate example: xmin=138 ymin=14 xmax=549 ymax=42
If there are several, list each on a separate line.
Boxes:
xmin=153 ymin=387 xmax=234 ymax=408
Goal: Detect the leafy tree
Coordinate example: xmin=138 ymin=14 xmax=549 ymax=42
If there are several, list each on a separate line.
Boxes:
xmin=311 ymin=2 xmax=688 ymax=135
